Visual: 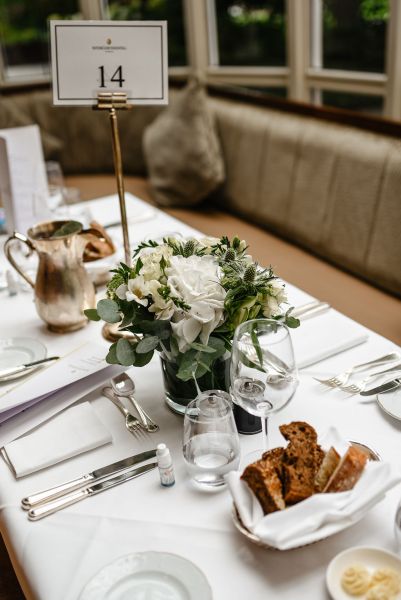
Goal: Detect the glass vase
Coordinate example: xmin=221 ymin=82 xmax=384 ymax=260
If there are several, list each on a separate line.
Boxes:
xmin=160 ymin=350 xmax=230 ymax=415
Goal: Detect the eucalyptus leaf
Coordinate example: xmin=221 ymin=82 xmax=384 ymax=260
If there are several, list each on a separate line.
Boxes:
xmin=286 ymin=315 xmax=300 ymax=328
xmin=133 ymin=350 xmax=154 ymax=367
xmin=136 ymin=336 xmax=159 ymax=354
xmin=105 ymin=343 xmax=119 ymax=364
xmin=51 ymin=221 xmax=82 ymax=238
xmin=84 ymin=308 xmax=100 ymax=322
xmin=190 ymin=342 xmax=216 ymax=353
xmin=116 ymin=338 xmax=136 ymax=366
xmin=97 ymin=299 xmax=121 ymax=324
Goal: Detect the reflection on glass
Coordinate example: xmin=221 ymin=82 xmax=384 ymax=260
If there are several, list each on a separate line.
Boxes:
xmin=321 ymin=90 xmax=384 ymax=115
xmin=215 ymin=0 xmax=286 ymax=66
xmin=0 ymin=0 xmax=80 ymax=80
xmin=322 ymin=0 xmax=389 ymax=73
xmin=105 ymin=0 xmax=187 ymax=66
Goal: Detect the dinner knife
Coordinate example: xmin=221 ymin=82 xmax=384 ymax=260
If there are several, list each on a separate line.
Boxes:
xmin=21 ymin=448 xmax=157 ymax=509
xmin=28 ymin=461 xmax=157 ymax=521
xmin=0 ymin=356 xmax=60 ymax=380
xmin=360 ymin=378 xmax=401 ymax=396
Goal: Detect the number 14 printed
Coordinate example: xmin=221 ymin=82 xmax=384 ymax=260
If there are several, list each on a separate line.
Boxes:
xmin=98 ymin=66 xmax=125 ymax=88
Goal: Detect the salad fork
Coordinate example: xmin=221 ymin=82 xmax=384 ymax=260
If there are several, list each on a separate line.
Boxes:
xmin=340 ymin=363 xmax=401 ymax=394
xmin=313 ymin=352 xmax=400 ymax=388
xmin=102 ymin=387 xmax=145 ymax=436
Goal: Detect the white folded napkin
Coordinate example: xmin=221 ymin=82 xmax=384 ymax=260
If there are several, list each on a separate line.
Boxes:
xmin=290 ymin=310 xmax=369 ymax=368
xmin=226 ymin=429 xmax=401 ymax=551
xmin=1 ymin=402 xmax=112 ymax=478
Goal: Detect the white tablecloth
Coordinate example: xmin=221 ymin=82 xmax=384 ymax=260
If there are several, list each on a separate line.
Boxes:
xmin=0 ymin=196 xmax=400 ymax=600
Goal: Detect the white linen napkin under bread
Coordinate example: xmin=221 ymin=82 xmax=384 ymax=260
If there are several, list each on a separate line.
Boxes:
xmin=226 ymin=428 xmax=401 ymax=550
xmin=1 ymin=402 xmax=112 ymax=478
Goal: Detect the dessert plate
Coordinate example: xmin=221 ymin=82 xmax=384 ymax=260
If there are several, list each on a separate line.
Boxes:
xmin=79 ymin=552 xmax=212 ymax=600
xmin=0 ymin=338 xmax=47 ymax=382
xmin=326 ymin=546 xmax=401 ymax=600
xmin=377 ymin=388 xmax=401 ymax=421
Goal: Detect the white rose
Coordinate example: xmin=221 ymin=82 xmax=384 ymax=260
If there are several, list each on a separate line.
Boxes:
xmin=197 ymin=236 xmax=220 ymax=253
xmin=138 ymin=245 xmax=172 ymax=282
xmin=166 ymin=255 xmax=226 ymax=352
xmin=147 ymin=280 xmax=175 ymax=320
xmin=115 ymin=275 xmax=149 ymax=306
xmin=262 ymin=280 xmax=287 ymax=317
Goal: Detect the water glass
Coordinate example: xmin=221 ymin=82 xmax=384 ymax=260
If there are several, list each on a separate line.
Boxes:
xmin=395 ymin=497 xmax=401 ymax=552
xmin=183 ymin=390 xmax=240 ymax=488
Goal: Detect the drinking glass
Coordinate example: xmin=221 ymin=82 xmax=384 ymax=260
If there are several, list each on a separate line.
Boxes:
xmin=395 ymin=497 xmax=401 ymax=553
xmin=45 ymin=161 xmax=66 ymax=214
xmin=230 ymin=319 xmax=298 ymax=457
xmin=183 ymin=390 xmax=240 ymax=488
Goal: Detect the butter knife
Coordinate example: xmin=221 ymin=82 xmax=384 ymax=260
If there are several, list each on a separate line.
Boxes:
xmin=0 ymin=356 xmax=60 ymax=380
xmin=21 ymin=448 xmax=157 ymax=509
xmin=360 ymin=378 xmax=401 ymax=396
xmin=28 ymin=462 xmax=157 ymax=521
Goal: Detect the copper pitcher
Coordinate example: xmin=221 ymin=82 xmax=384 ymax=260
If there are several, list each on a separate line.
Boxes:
xmin=4 ymin=221 xmax=103 ymax=333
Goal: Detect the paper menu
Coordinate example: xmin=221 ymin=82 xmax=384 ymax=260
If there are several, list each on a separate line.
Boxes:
xmin=0 ymin=125 xmax=50 ymax=234
xmin=0 ymin=343 xmax=112 ymax=415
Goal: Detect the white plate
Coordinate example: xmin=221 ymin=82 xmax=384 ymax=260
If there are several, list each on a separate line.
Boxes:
xmin=0 ymin=338 xmax=47 ymax=382
xmin=377 ymin=388 xmax=401 ymax=420
xmin=326 ymin=546 xmax=401 ymax=600
xmin=79 ymin=552 xmax=213 ymax=600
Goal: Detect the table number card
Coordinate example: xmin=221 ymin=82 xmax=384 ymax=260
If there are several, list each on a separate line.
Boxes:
xmin=49 ymin=20 xmax=168 ymax=106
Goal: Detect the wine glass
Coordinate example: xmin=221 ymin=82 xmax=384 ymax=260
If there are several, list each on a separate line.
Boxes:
xmin=183 ymin=390 xmax=240 ymax=489
xmin=230 ymin=319 xmax=298 ymax=460
xmin=45 ymin=161 xmax=68 ymax=215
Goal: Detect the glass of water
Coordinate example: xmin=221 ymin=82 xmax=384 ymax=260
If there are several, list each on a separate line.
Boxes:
xmin=183 ymin=390 xmax=240 ymax=489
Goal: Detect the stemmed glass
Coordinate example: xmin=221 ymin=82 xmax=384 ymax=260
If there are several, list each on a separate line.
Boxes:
xmin=45 ymin=161 xmax=67 ymax=215
xmin=230 ymin=319 xmax=298 ymax=458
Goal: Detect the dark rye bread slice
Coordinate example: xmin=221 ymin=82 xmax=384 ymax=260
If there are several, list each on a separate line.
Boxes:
xmin=241 ymin=448 xmax=285 ymax=515
xmin=324 ymin=446 xmax=367 ymax=493
xmin=279 ymin=422 xmax=318 ymax=505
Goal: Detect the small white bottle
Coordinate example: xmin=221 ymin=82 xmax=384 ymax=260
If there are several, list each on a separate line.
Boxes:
xmin=156 ymin=443 xmax=175 ymax=487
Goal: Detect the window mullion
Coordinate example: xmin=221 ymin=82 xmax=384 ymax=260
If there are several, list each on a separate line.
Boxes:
xmin=182 ymin=0 xmax=209 ymax=74
xmin=286 ymin=0 xmax=310 ymax=101
xmin=385 ymin=0 xmax=401 ymax=119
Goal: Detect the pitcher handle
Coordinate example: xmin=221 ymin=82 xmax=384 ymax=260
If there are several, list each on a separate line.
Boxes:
xmin=4 ymin=233 xmax=36 ymax=289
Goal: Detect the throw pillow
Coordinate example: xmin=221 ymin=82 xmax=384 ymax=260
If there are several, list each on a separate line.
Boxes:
xmin=143 ymin=78 xmax=225 ymax=207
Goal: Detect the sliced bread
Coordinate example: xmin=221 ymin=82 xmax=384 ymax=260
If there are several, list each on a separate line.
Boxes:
xmin=324 ymin=445 xmax=367 ymax=493
xmin=315 ymin=446 xmax=341 ymax=492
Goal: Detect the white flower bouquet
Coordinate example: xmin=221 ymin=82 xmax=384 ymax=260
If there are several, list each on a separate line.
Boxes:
xmin=86 ymin=235 xmax=299 ymax=392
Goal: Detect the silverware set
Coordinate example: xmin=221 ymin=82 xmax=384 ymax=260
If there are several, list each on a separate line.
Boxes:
xmin=21 ymin=449 xmax=157 ymax=520
xmin=314 ymin=352 xmax=401 ymax=395
xmin=103 ymin=372 xmax=159 ymax=435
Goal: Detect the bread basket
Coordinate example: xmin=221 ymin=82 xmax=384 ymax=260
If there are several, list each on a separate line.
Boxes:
xmin=232 ymin=440 xmax=381 ymax=551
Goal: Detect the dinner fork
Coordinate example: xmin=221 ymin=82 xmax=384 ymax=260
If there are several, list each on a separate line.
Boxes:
xmin=313 ymin=352 xmax=400 ymax=388
xmin=340 ymin=363 xmax=401 ymax=394
xmin=102 ymin=387 xmax=145 ymax=436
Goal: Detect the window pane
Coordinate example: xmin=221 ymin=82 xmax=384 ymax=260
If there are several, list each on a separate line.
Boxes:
xmin=215 ymin=1 xmax=286 ymax=66
xmin=321 ymin=90 xmax=384 ymax=115
xmin=0 ymin=0 xmax=80 ymax=80
xmin=322 ymin=0 xmax=389 ymax=72
xmin=106 ymin=0 xmax=187 ymax=67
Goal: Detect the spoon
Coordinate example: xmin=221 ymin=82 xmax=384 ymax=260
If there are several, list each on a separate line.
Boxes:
xmin=111 ymin=373 xmax=159 ymax=433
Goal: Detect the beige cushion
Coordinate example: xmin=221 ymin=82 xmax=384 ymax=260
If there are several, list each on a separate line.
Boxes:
xmin=143 ymin=79 xmax=225 ymax=207
xmin=0 ymin=96 xmax=62 ymax=160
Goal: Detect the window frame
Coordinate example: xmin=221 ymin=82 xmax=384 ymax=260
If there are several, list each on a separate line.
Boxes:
xmin=0 ymin=0 xmax=400 ymax=120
